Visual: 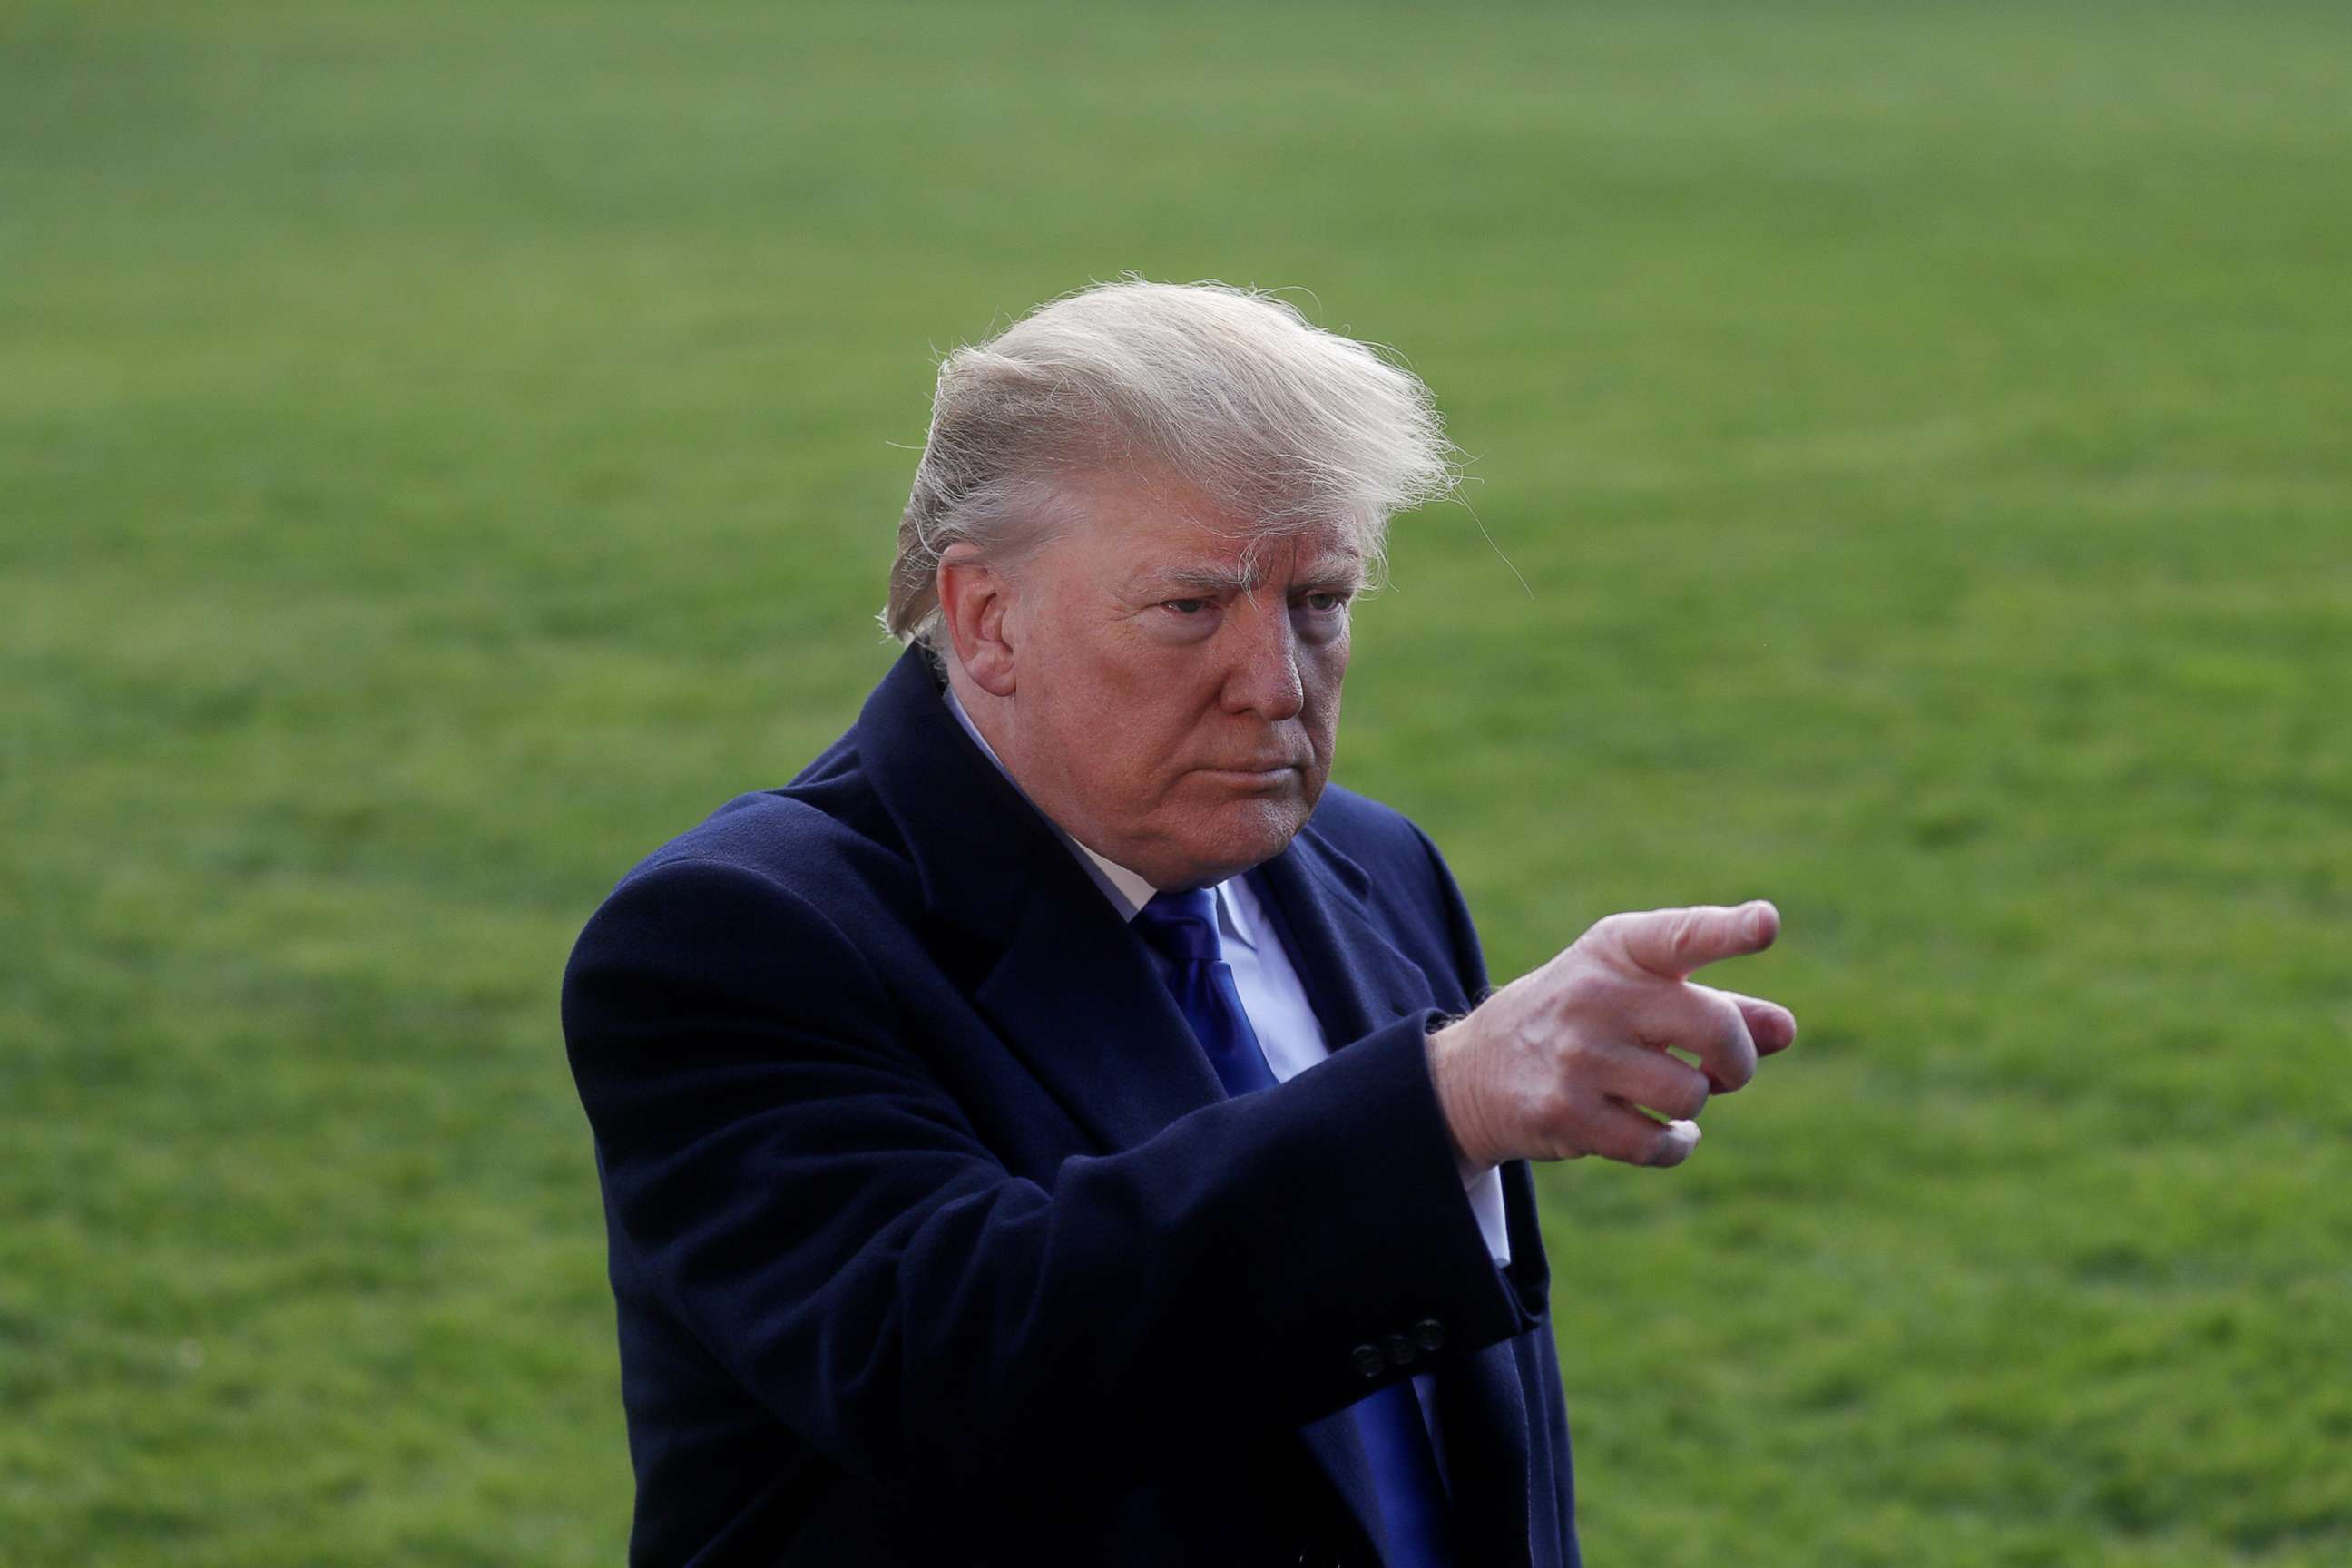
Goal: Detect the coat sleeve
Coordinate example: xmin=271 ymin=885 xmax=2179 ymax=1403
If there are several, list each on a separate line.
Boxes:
xmin=561 ymin=853 xmax=1538 ymax=1515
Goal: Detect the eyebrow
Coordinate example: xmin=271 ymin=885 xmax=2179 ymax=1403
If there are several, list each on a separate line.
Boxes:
xmin=1130 ymin=550 xmax=1366 ymax=598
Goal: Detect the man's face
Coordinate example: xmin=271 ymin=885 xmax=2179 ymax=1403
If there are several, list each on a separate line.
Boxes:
xmin=989 ymin=478 xmax=1361 ymax=890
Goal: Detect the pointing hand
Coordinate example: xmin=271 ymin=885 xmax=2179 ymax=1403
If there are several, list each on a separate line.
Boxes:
xmin=1426 ymin=901 xmax=1797 ymax=1171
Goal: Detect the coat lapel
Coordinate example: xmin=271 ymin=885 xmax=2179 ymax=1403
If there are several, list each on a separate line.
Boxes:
xmin=858 ymin=649 xmax=1225 ymax=1154
xmin=1246 ymin=831 xmax=1436 ymax=1044
xmin=971 ymin=887 xmax=1228 ymax=1152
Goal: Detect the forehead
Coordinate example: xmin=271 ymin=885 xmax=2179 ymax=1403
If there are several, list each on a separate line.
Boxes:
xmin=1065 ymin=477 xmax=1362 ymax=588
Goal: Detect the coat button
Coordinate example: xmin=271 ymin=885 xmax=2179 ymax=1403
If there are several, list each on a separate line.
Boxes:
xmin=1412 ymin=1318 xmax=1446 ymax=1352
xmin=1351 ymin=1343 xmax=1385 ymax=1378
xmin=1382 ymin=1333 xmax=1415 ymax=1367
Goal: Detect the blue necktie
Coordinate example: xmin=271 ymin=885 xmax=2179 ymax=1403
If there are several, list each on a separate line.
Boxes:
xmin=1132 ymin=888 xmax=1456 ymax=1568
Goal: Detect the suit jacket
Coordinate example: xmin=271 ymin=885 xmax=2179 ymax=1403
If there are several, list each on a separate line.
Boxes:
xmin=561 ymin=648 xmax=1582 ymax=1567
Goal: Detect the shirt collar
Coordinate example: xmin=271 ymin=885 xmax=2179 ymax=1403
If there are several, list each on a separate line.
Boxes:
xmin=1213 ymin=869 xmax=1261 ymax=954
xmin=943 ymin=683 xmax=1255 ymax=948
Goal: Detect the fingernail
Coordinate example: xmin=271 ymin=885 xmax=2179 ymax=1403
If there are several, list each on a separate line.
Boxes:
xmin=1657 ymin=1119 xmax=1702 ymax=1165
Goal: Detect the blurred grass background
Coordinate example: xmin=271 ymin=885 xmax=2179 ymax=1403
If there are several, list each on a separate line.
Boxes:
xmin=5 ymin=1 xmax=2347 ymax=1563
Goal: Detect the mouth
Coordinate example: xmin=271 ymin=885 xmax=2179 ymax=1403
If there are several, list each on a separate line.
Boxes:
xmin=1192 ymin=762 xmax=1304 ymax=788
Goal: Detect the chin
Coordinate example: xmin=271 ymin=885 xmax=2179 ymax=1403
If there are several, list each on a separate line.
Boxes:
xmin=1181 ymin=798 xmax=1312 ymax=882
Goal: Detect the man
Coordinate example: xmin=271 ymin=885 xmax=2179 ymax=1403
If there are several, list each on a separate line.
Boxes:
xmin=563 ymin=281 xmax=1797 ymax=1566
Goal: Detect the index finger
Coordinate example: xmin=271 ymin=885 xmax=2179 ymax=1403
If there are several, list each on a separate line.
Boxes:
xmin=1595 ymin=900 xmax=1779 ymax=981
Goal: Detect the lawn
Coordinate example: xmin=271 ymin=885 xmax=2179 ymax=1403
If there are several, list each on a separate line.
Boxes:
xmin=3 ymin=2 xmax=2347 ymax=1563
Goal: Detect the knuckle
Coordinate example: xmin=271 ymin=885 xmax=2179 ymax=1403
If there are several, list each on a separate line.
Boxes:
xmin=1676 ymin=1076 xmax=1711 ymax=1121
xmin=1521 ymin=1080 xmax=1577 ymax=1143
xmin=1554 ymin=967 xmax=1615 ymax=1019
xmin=1573 ymin=916 xmax=1622 ymax=963
xmin=1711 ymin=1002 xmax=1759 ymax=1088
xmin=1668 ymin=907 xmax=1707 ymax=962
xmin=1717 ymin=1054 xmax=1756 ymax=1093
xmin=1592 ymin=1122 xmax=1642 ymax=1164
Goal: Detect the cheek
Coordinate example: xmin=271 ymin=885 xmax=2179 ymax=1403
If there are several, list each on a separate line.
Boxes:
xmin=1302 ymin=642 xmax=1349 ymax=732
xmin=1062 ymin=667 xmax=1191 ymax=792
xmin=1036 ymin=633 xmax=1150 ymax=730
xmin=1099 ymin=642 xmax=1218 ymax=739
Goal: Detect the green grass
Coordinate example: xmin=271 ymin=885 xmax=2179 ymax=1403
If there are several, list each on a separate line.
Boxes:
xmin=5 ymin=2 xmax=2347 ymax=1563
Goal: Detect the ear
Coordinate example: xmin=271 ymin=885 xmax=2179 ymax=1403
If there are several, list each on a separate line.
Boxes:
xmin=937 ymin=546 xmax=1019 ymax=696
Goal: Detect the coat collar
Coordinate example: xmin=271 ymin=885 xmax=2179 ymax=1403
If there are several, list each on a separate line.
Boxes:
xmin=858 ymin=647 xmax=1084 ymax=948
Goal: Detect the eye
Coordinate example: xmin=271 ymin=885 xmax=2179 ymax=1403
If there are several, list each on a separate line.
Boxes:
xmin=1161 ymin=598 xmax=1210 ymax=615
xmin=1295 ymin=591 xmax=1351 ymax=613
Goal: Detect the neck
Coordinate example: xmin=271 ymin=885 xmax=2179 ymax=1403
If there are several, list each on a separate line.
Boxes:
xmin=939 ymin=662 xmax=1162 ymax=915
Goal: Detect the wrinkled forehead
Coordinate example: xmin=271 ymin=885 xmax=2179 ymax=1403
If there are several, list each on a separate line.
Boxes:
xmin=1065 ymin=471 xmax=1367 ymax=592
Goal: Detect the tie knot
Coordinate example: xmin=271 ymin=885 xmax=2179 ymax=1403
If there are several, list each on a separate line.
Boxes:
xmin=1132 ymin=888 xmax=1221 ymax=966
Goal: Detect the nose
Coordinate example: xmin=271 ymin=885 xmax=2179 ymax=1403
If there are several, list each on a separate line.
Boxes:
xmin=1220 ymin=593 xmax=1304 ymax=721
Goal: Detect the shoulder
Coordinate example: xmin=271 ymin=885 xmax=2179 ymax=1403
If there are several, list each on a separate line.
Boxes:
xmin=1295 ymin=780 xmax=1489 ymax=993
xmin=597 ymin=730 xmax=915 ymax=923
xmin=562 ymin=737 xmax=919 ymax=1026
xmin=1297 ymin=779 xmax=1455 ymax=887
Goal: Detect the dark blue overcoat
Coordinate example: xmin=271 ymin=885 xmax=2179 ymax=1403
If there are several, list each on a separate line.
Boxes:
xmin=562 ymin=649 xmax=1582 ymax=1566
